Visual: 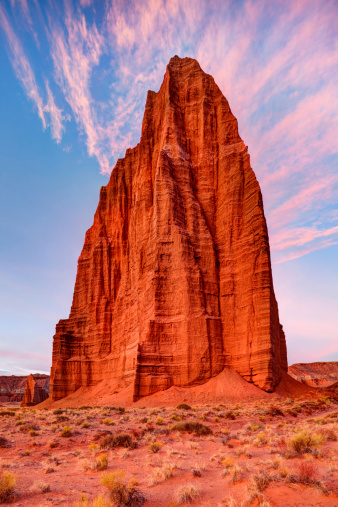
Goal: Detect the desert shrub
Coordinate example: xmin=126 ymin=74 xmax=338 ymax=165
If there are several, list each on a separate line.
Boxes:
xmin=297 ymin=461 xmax=318 ymax=483
xmin=176 ymin=484 xmax=200 ymax=504
xmin=0 ymin=411 xmax=15 ymax=417
xmin=225 ymin=411 xmax=236 ymax=420
xmin=30 ymin=481 xmax=50 ymax=494
xmin=176 ymin=404 xmax=191 ymax=410
xmin=0 ymin=471 xmax=16 ymax=503
xmin=79 ymin=406 xmax=92 ymax=410
xmin=29 ymin=428 xmax=37 ymax=437
xmin=103 ymin=418 xmax=115 ymax=426
xmin=82 ymin=421 xmax=90 ymax=429
xmin=289 ymin=430 xmax=325 ymax=454
xmin=101 ymin=433 xmax=136 ymax=450
xmin=0 ymin=438 xmax=9 ymax=449
xmin=287 ymin=462 xmax=327 ymax=493
xmin=148 ymin=441 xmax=163 ymax=453
xmin=265 ymin=405 xmax=284 ymax=417
xmin=60 ymin=426 xmax=73 ymax=437
xmin=53 ymin=409 xmax=64 ymax=415
xmin=155 ymin=417 xmax=164 ymax=425
xmin=48 ymin=439 xmax=59 ymax=448
xmin=171 ymin=421 xmax=212 ymax=436
xmin=246 ymin=422 xmax=262 ymax=432
xmin=101 ymin=471 xmax=145 ymax=506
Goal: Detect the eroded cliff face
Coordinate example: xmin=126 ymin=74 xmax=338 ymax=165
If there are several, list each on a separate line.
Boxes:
xmin=50 ymin=56 xmax=287 ymax=402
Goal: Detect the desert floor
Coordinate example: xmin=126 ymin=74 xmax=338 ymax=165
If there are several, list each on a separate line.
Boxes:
xmin=0 ymin=396 xmax=337 ymax=506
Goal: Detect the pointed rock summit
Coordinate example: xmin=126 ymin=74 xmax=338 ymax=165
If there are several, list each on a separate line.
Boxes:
xmin=50 ymin=56 xmax=287 ymax=403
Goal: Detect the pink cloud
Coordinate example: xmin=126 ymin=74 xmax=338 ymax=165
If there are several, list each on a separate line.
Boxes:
xmin=44 ymin=80 xmax=65 ymax=144
xmin=0 ymin=4 xmax=45 ymax=128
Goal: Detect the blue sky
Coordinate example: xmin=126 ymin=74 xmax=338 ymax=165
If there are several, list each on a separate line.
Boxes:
xmin=0 ymin=0 xmax=337 ymax=375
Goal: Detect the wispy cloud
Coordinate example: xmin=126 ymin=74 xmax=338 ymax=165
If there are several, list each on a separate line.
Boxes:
xmin=1 ymin=0 xmax=337 ymax=262
xmin=0 ymin=3 xmax=45 ymax=128
xmin=44 ymin=80 xmax=65 ymax=143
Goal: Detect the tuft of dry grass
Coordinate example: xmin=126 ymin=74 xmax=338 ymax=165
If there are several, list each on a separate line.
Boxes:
xmin=101 ymin=471 xmax=145 ymax=506
xmin=30 ymin=481 xmax=51 ymax=494
xmin=148 ymin=441 xmax=162 ymax=453
xmin=176 ymin=484 xmax=200 ymax=504
xmin=149 ymin=462 xmax=173 ymax=485
xmin=0 ymin=471 xmax=16 ymax=503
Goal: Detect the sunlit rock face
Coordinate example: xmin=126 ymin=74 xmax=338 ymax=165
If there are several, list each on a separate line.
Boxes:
xmin=50 ymin=56 xmax=287 ymax=402
xmin=21 ymin=374 xmax=49 ymax=407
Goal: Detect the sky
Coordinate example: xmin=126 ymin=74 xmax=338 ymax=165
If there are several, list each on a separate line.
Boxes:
xmin=0 ymin=0 xmax=337 ymax=376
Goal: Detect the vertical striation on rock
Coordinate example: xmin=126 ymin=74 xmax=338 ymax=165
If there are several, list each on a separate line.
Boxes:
xmin=50 ymin=56 xmax=287 ymax=402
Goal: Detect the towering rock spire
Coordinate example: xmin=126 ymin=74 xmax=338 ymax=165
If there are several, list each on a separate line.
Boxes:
xmin=50 ymin=56 xmax=287 ymax=402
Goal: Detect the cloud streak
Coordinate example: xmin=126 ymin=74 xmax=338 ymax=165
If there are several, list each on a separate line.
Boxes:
xmin=0 ymin=3 xmax=45 ymax=128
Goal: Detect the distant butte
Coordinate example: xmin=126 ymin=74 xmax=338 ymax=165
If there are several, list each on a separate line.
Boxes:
xmin=48 ymin=56 xmax=288 ymax=405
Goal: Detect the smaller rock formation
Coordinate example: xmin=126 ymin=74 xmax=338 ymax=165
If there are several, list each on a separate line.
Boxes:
xmin=288 ymin=362 xmax=338 ymax=388
xmin=21 ymin=374 xmax=50 ymax=407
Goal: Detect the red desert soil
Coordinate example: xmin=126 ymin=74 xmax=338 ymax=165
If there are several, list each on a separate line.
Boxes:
xmin=39 ymin=370 xmax=314 ymax=410
xmin=0 ymin=395 xmax=337 ymax=506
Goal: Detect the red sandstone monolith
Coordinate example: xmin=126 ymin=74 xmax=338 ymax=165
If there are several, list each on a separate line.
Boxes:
xmin=50 ymin=56 xmax=287 ymax=402
xmin=21 ymin=374 xmax=49 ymax=407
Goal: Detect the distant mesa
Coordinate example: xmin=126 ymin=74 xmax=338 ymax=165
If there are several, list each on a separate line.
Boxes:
xmin=48 ymin=55 xmax=288 ymax=406
xmin=288 ymin=362 xmax=338 ymax=388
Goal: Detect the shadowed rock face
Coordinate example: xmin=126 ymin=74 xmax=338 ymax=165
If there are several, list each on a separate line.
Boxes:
xmin=21 ymin=374 xmax=49 ymax=407
xmin=50 ymin=56 xmax=287 ymax=402
xmin=288 ymin=362 xmax=338 ymax=387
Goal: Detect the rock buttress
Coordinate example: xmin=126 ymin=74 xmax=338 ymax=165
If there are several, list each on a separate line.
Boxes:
xmin=50 ymin=56 xmax=287 ymax=402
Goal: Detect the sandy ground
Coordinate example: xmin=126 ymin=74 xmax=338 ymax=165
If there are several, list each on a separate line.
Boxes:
xmin=0 ymin=394 xmax=337 ymax=506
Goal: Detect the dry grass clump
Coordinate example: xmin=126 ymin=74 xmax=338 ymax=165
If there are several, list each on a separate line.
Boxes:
xmin=101 ymin=471 xmax=145 ymax=506
xmin=100 ymin=433 xmax=136 ymax=450
xmin=30 ymin=481 xmax=51 ymax=494
xmin=0 ymin=471 xmax=16 ymax=503
xmin=148 ymin=441 xmax=162 ymax=453
xmin=171 ymin=421 xmax=212 ymax=436
xmin=288 ymin=430 xmax=325 ymax=454
xmin=176 ymin=484 xmax=200 ymax=504
xmin=48 ymin=439 xmax=59 ymax=448
xmin=149 ymin=462 xmax=173 ymax=485
xmin=95 ymin=454 xmax=108 ymax=471
xmin=60 ymin=425 xmax=73 ymax=437
xmin=249 ymin=471 xmax=271 ymax=498
xmin=231 ymin=465 xmax=243 ymax=484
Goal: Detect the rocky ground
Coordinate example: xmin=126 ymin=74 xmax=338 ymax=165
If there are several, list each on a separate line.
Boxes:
xmin=0 ymin=396 xmax=337 ymax=506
